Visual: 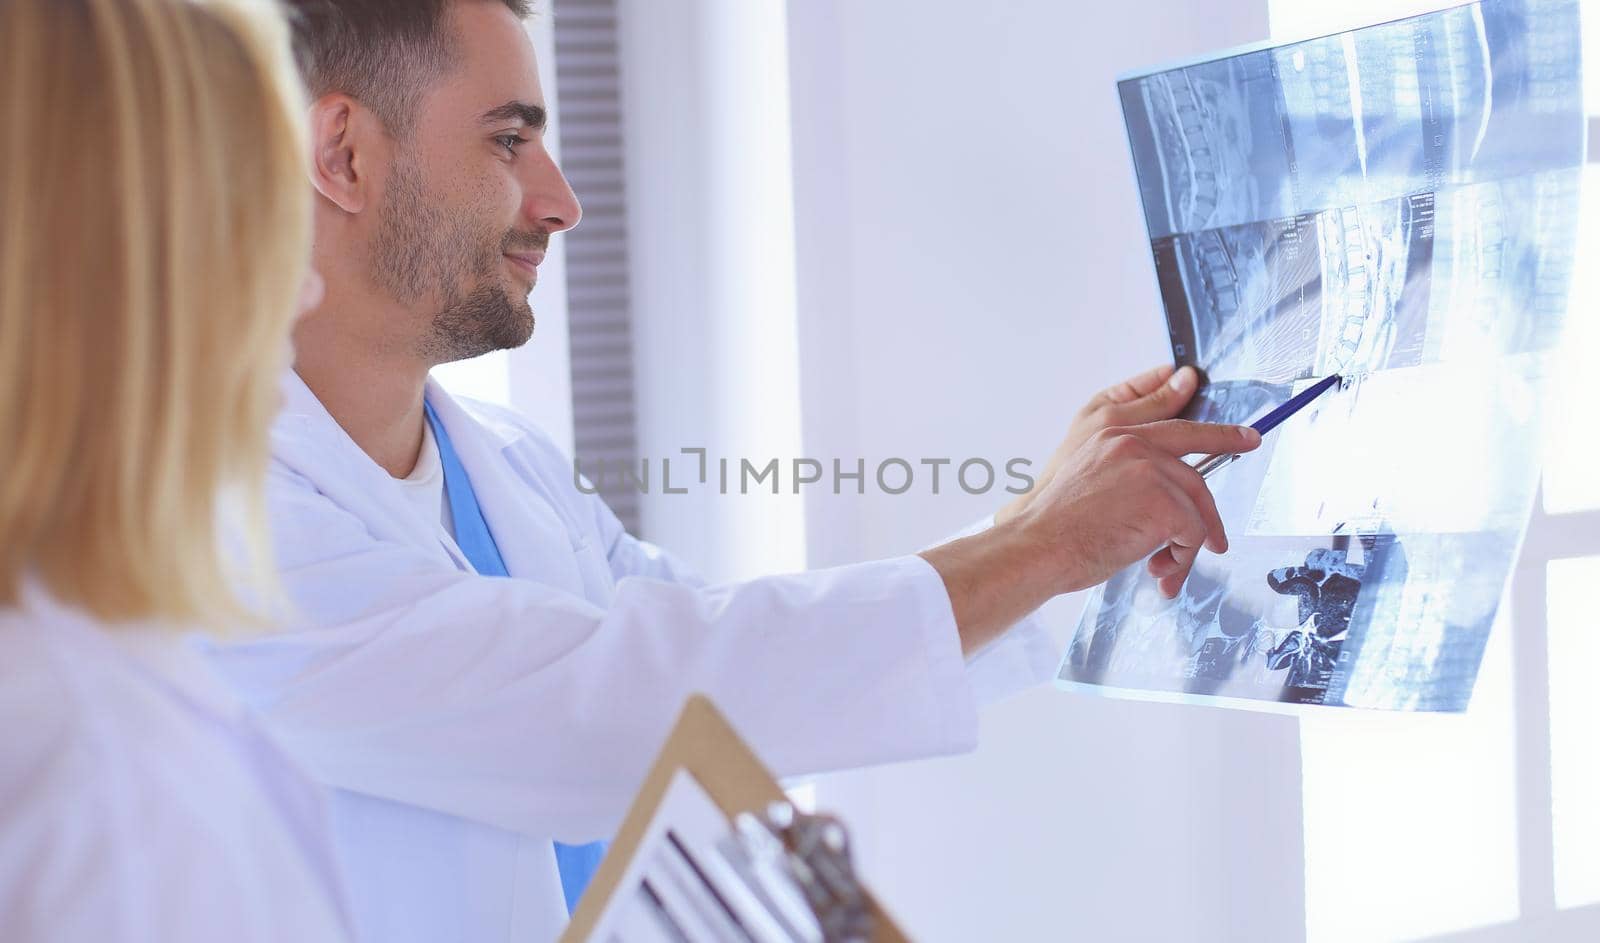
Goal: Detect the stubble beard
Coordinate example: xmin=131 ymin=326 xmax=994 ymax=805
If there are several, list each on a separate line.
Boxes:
xmin=371 ymin=153 xmax=536 ymax=365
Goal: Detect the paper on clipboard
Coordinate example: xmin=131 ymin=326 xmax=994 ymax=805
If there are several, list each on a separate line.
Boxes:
xmin=562 ymin=695 xmax=909 ymax=943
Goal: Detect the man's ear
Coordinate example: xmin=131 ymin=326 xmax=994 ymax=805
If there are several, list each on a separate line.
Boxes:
xmin=309 ymin=95 xmax=374 ymax=214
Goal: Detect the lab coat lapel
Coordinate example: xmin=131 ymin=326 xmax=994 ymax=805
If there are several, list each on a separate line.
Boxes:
xmin=271 ymin=371 xmax=459 ymax=568
xmin=421 ymin=380 xmax=586 ymax=593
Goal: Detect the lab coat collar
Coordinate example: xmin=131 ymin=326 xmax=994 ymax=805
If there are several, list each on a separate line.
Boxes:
xmin=273 ymin=369 xmax=566 ymax=577
xmin=420 ymin=377 xmax=590 ymax=582
xmin=277 ymin=369 xmax=528 ymax=451
xmin=275 ymin=369 xmax=533 ymax=461
xmin=421 ymin=374 xmax=530 ymax=451
xmin=272 ymin=371 xmax=461 ymax=568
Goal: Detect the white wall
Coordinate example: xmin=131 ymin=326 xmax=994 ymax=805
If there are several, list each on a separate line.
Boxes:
xmin=615 ymin=0 xmax=808 ymax=581
xmin=610 ymin=1 xmax=1600 ymax=940
xmin=785 ymin=2 xmax=1306 ymax=941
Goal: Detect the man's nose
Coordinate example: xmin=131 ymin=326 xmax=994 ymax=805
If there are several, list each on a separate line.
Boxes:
xmin=523 ymin=148 xmax=582 ymax=234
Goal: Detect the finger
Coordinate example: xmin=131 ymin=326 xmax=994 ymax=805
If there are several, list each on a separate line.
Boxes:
xmin=1151 ymin=454 xmax=1229 ymax=554
xmin=1151 ymin=540 xmax=1200 ymax=598
xmin=1166 ymin=541 xmax=1200 ymax=585
xmin=1126 ymin=418 xmax=1262 ymax=459
xmin=1155 ymin=479 xmax=1207 ymax=597
xmin=1147 ymin=546 xmax=1188 ymax=591
xmin=1098 ymin=363 xmax=1177 ymax=405
xmin=1104 ymin=365 xmax=1199 ymax=426
xmin=1157 ymin=477 xmax=1208 ymax=563
xmin=1147 ymin=547 xmax=1183 ymax=579
xmin=1153 ymin=546 xmax=1195 ymax=597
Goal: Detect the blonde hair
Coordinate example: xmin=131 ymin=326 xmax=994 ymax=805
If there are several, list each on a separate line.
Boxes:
xmin=0 ymin=0 xmax=310 ymax=626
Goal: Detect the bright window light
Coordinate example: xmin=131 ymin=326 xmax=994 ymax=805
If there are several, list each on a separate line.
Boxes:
xmin=700 ymin=0 xmax=807 ymax=578
xmin=1300 ymin=605 xmax=1519 ymax=943
xmin=1548 ymin=556 xmax=1600 ymax=910
xmin=1268 ymin=0 xmax=1600 ymax=937
xmin=1269 ymin=1 xmax=1528 ymax=936
xmin=1542 ymin=165 xmax=1600 ymax=515
xmin=432 ymin=350 xmax=512 ymax=408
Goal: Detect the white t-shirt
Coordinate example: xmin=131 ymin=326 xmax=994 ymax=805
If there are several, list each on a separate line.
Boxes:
xmin=0 ymin=584 xmax=355 ymax=942
xmin=397 ymin=419 xmax=456 ymax=539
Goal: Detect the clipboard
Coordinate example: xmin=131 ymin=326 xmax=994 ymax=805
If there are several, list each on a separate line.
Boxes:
xmin=562 ymin=694 xmax=910 ymax=942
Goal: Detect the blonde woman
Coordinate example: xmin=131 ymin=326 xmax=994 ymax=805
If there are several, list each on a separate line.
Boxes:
xmin=0 ymin=0 xmax=352 ymax=940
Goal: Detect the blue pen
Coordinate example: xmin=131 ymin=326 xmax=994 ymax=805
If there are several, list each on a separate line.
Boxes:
xmin=1189 ymin=373 xmax=1343 ymax=479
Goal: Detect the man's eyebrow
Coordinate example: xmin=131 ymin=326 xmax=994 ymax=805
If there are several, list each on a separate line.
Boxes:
xmin=480 ymin=101 xmax=547 ymax=131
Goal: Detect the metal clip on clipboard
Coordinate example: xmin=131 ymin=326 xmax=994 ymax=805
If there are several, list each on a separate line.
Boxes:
xmin=718 ymin=801 xmax=873 ymax=943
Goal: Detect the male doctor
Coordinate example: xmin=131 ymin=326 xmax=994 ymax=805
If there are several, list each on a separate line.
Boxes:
xmin=206 ymin=0 xmax=1260 ymax=940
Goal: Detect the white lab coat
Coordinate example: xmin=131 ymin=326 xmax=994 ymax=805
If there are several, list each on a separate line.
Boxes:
xmin=203 ymin=372 xmax=1057 ymax=942
xmin=0 ymin=583 xmax=354 ymax=942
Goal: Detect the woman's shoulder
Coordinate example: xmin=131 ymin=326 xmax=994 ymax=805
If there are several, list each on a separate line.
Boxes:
xmin=0 ymin=602 xmax=133 ymax=773
xmin=0 ymin=604 xmax=215 ymax=813
xmin=0 ymin=601 xmax=349 ymax=940
xmin=0 ymin=608 xmax=195 ymax=931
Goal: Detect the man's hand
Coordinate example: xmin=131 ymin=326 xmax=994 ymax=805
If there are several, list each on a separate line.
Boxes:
xmin=920 ymin=417 xmax=1259 ymax=656
xmin=997 ymin=364 xmax=1200 ymax=526
xmin=1011 ymin=419 xmax=1258 ymax=597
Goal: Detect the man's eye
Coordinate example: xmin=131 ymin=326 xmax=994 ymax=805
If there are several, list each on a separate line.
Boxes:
xmin=496 ymin=134 xmax=528 ymax=154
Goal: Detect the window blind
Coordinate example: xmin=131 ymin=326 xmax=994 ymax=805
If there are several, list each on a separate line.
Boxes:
xmin=552 ymin=0 xmax=642 ymax=533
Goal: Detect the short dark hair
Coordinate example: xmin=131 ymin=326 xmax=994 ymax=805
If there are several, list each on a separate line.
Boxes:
xmin=283 ymin=0 xmax=533 ymax=135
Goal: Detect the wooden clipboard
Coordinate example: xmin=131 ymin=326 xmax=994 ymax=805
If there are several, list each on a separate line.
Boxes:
xmin=561 ymin=694 xmax=909 ymax=942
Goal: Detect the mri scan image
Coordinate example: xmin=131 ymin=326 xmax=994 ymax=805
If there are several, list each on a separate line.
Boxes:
xmin=1058 ymin=0 xmax=1583 ymax=711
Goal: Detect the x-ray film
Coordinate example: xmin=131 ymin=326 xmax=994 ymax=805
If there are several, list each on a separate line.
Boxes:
xmin=1056 ymin=0 xmax=1584 ymax=711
